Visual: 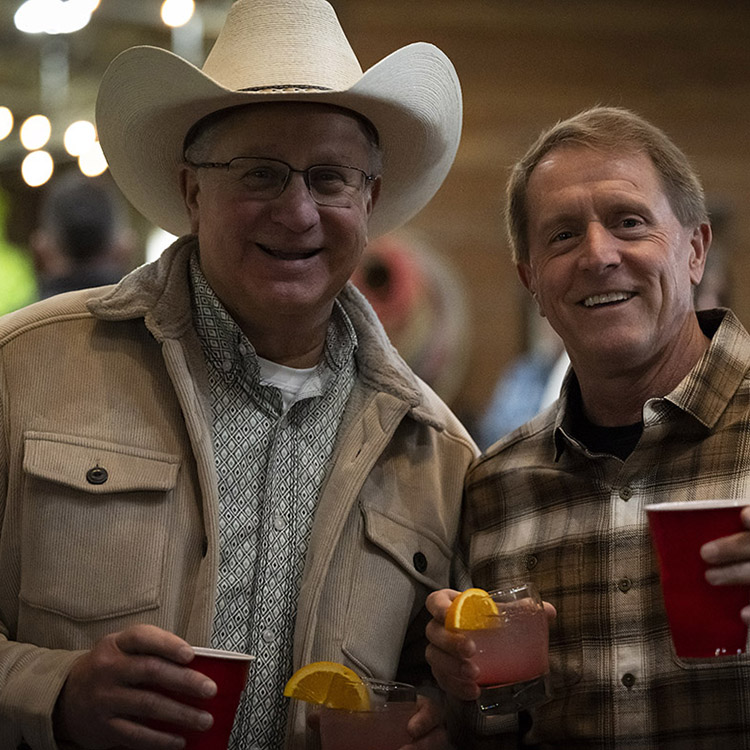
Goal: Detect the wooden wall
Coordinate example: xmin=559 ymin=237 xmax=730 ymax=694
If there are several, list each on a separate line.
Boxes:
xmin=332 ymin=0 xmax=750 ymax=430
xmin=2 ymin=0 xmax=747 ymax=436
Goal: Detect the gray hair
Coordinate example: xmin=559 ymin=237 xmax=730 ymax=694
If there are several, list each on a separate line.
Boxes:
xmin=506 ymin=106 xmax=709 ymax=264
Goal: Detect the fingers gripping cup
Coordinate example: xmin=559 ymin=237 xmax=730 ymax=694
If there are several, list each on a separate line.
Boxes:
xmin=447 ymin=584 xmax=550 ymax=715
xmin=646 ymin=499 xmax=750 ymax=658
xmin=150 ymin=647 xmax=254 ymax=749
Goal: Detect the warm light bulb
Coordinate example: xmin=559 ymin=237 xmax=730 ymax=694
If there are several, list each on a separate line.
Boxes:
xmin=64 ymin=120 xmax=96 ymax=156
xmin=22 ymin=150 xmax=54 ymax=187
xmin=0 ymin=107 xmax=13 ymax=140
xmin=15 ymin=0 xmax=97 ymax=35
xmin=78 ymin=141 xmax=108 ymax=177
xmin=161 ymin=0 xmax=195 ymax=28
xmin=20 ymin=114 xmax=51 ymax=150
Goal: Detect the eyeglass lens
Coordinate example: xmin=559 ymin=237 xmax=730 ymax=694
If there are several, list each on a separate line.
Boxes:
xmin=228 ymin=157 xmax=367 ymax=207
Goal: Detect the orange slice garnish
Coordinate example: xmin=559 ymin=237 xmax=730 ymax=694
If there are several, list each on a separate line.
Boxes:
xmin=283 ymin=661 xmax=370 ymax=711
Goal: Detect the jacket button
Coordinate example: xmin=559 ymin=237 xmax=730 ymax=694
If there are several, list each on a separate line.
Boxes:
xmin=86 ymin=466 xmax=108 ymax=485
xmin=413 ymin=552 xmax=427 ymax=573
xmin=621 ymin=672 xmax=636 ymax=688
xmin=525 ymin=554 xmax=539 ymax=570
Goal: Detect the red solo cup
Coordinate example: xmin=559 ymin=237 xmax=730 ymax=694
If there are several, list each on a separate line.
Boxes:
xmin=149 ymin=646 xmax=254 ymax=749
xmin=646 ymin=500 xmax=750 ymax=658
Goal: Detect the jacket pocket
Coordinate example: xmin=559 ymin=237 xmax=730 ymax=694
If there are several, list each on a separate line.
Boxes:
xmin=342 ymin=505 xmax=451 ymax=677
xmin=19 ymin=432 xmax=180 ymax=622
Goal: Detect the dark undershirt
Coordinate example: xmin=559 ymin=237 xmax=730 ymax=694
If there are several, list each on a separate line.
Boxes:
xmin=568 ymin=381 xmax=643 ymax=460
xmin=574 ymin=416 xmax=643 ymax=460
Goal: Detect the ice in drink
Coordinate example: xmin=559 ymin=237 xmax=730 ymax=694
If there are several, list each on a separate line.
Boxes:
xmin=471 ymin=600 xmax=549 ymax=686
xmin=458 ymin=583 xmax=550 ymax=714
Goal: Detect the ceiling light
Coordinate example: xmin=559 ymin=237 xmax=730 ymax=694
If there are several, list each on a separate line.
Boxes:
xmin=161 ymin=0 xmax=195 ymax=28
xmin=22 ymin=150 xmax=54 ymax=187
xmin=15 ymin=0 xmax=99 ymax=35
xmin=0 ymin=107 xmax=13 ymax=140
xmin=20 ymin=114 xmax=51 ymax=150
xmin=78 ymin=141 xmax=108 ymax=177
xmin=64 ymin=119 xmax=97 ymax=156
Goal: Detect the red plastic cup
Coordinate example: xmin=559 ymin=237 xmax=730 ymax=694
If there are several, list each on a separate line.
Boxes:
xmin=149 ymin=646 xmax=254 ymax=749
xmin=646 ymin=500 xmax=750 ymax=658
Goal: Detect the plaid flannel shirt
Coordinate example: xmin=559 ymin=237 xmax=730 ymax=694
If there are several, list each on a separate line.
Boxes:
xmin=463 ymin=308 xmax=750 ymax=749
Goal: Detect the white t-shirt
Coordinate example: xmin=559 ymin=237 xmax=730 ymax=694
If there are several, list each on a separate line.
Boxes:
xmin=257 ymin=356 xmax=318 ymax=411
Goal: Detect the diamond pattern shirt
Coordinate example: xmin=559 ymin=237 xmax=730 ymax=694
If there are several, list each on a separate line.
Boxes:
xmin=190 ymin=255 xmax=357 ymax=749
xmin=462 ymin=309 xmax=750 ymax=749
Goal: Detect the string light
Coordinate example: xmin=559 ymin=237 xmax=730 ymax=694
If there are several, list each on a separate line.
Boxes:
xmin=14 ymin=0 xmax=100 ymax=35
xmin=21 ymin=150 xmax=54 ymax=187
xmin=64 ymin=119 xmax=97 ymax=157
xmin=161 ymin=0 xmax=195 ymax=28
xmin=0 ymin=107 xmax=13 ymax=140
xmin=78 ymin=140 xmax=107 ymax=177
xmin=20 ymin=114 xmax=51 ymax=150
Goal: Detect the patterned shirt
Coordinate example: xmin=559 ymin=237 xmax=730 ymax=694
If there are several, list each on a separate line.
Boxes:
xmin=190 ymin=256 xmax=357 ymax=749
xmin=463 ymin=309 xmax=750 ymax=749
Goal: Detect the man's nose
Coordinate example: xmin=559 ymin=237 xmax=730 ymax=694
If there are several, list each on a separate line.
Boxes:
xmin=577 ymin=221 xmax=620 ymax=271
xmin=269 ymin=172 xmax=319 ymax=231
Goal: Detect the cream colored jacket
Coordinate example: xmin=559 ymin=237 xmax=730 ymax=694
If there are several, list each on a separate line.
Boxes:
xmin=0 ymin=237 xmax=477 ymax=749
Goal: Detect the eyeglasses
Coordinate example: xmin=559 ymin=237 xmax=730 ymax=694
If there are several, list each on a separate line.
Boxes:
xmin=185 ymin=156 xmax=376 ymax=208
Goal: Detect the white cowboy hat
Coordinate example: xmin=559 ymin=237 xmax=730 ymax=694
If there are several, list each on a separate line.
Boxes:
xmin=95 ymin=0 xmax=462 ymax=239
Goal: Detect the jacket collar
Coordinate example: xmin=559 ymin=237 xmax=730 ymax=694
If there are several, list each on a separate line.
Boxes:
xmin=87 ymin=235 xmax=442 ymax=427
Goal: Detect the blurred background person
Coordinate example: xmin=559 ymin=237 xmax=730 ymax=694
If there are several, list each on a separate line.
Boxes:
xmin=352 ymin=231 xmax=471 ymax=409
xmin=476 ymin=297 xmax=567 ymax=450
xmin=30 ymin=170 xmax=136 ymax=299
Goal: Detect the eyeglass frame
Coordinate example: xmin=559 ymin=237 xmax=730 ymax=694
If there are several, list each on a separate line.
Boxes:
xmin=183 ymin=155 xmax=378 ymax=208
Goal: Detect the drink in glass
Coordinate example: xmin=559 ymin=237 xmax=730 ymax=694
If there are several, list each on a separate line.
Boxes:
xmin=317 ymin=679 xmax=416 ymax=750
xmin=462 ymin=583 xmax=549 ymax=714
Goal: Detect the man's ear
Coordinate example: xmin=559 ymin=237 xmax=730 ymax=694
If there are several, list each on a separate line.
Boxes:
xmin=366 ymin=176 xmax=382 ymax=218
xmin=179 ymin=165 xmax=201 ymax=234
xmin=688 ymin=222 xmax=712 ymax=286
xmin=517 ymin=262 xmax=545 ymax=317
xmin=517 ymin=262 xmax=535 ymax=295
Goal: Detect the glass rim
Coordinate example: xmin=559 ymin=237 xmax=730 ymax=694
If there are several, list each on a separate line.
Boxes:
xmin=486 ymin=582 xmax=539 ymax=598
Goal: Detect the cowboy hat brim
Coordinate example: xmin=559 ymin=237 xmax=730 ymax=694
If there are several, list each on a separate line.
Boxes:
xmin=95 ymin=42 xmax=462 ymax=238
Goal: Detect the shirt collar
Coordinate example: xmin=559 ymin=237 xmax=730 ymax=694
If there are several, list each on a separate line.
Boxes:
xmin=189 ymin=251 xmax=357 ymax=388
xmin=553 ymin=309 xmax=750 ymax=459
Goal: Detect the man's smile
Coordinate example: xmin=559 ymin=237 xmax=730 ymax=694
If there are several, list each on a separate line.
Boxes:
xmin=581 ymin=291 xmax=635 ymax=308
xmin=257 ymin=243 xmax=321 ymax=260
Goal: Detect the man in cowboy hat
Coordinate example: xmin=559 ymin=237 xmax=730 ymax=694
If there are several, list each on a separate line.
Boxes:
xmin=0 ymin=1 xmax=474 ymax=748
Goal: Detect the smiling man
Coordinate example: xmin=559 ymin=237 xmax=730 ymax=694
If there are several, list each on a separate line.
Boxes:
xmin=425 ymin=107 xmax=750 ymax=747
xmin=0 ymin=2 xmax=475 ymax=749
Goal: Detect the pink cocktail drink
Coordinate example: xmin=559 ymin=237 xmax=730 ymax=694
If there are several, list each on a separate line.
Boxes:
xmin=471 ymin=601 xmax=549 ymax=686
xmin=459 ymin=583 xmax=550 ymax=714
xmin=319 ymin=701 xmax=415 ymax=750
